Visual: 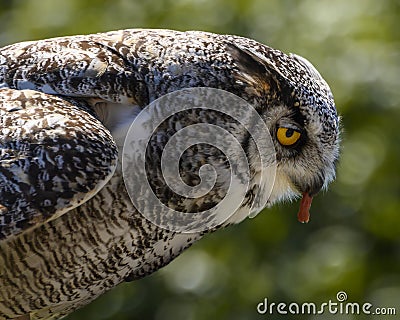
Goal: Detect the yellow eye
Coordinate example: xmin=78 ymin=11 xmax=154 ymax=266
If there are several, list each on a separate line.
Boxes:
xmin=277 ymin=127 xmax=301 ymax=146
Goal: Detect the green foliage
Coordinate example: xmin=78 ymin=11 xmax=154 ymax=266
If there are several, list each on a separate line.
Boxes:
xmin=1 ymin=0 xmax=399 ymax=319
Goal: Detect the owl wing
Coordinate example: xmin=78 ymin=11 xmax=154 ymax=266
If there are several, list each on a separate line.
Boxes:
xmin=0 ymin=88 xmax=118 ymax=240
xmin=0 ymin=31 xmax=149 ymax=106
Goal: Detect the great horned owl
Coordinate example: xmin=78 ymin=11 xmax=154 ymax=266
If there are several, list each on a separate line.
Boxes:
xmin=0 ymin=29 xmax=340 ymax=319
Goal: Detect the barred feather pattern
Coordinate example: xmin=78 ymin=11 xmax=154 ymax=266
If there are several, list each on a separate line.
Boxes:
xmin=0 ymin=170 xmax=199 ymax=319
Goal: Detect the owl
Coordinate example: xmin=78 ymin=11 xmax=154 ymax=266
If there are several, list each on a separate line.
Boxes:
xmin=0 ymin=29 xmax=340 ymax=319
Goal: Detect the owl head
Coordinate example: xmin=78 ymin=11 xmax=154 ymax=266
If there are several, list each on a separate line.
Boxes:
xmin=228 ymin=41 xmax=340 ymax=220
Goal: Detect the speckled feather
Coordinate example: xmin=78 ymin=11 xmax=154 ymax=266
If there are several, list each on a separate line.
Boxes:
xmin=0 ymin=89 xmax=118 ymax=239
xmin=0 ymin=29 xmax=339 ymax=319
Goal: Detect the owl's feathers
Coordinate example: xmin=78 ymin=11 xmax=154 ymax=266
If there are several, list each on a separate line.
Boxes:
xmin=0 ymin=89 xmax=118 ymax=238
xmin=0 ymin=29 xmax=339 ymax=319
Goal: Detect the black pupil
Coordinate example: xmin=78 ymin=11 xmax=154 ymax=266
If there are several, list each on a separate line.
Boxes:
xmin=285 ymin=128 xmax=294 ymax=138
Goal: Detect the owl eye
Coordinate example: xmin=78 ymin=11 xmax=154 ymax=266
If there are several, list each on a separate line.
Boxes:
xmin=277 ymin=127 xmax=301 ymax=146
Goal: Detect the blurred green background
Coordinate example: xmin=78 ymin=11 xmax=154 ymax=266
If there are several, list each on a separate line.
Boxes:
xmin=1 ymin=0 xmax=399 ymax=319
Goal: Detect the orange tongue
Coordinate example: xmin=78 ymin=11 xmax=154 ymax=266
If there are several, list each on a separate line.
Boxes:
xmin=297 ymin=192 xmax=313 ymax=223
